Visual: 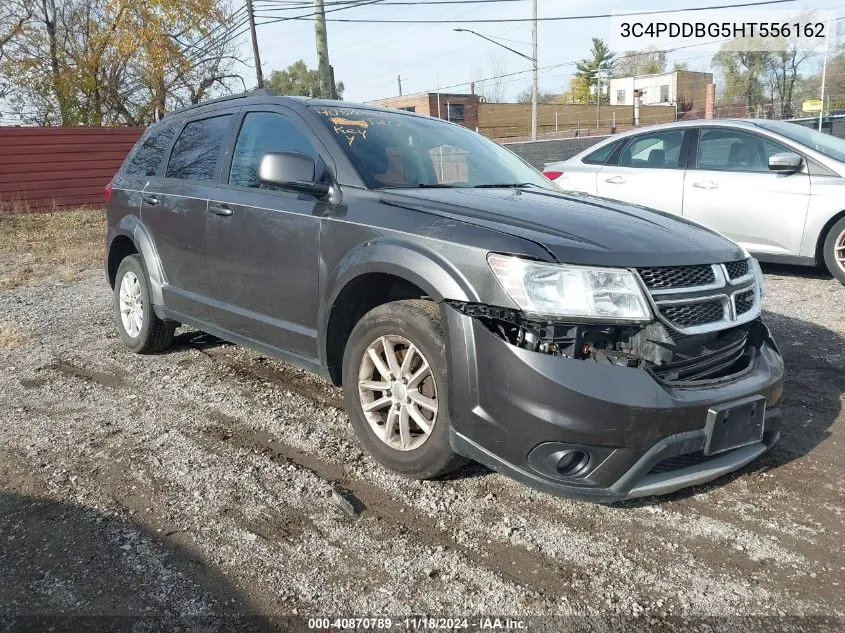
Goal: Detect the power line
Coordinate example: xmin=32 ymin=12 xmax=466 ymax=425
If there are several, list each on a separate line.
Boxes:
xmin=256 ymin=0 xmax=797 ymax=24
xmin=255 ymin=0 xmax=386 ymax=25
xmin=253 ymin=0 xmax=527 ymax=6
xmin=412 ymin=37 xmax=735 ymax=96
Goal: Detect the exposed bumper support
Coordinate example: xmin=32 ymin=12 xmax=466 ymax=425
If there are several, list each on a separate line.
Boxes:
xmin=442 ymin=302 xmax=785 ymax=502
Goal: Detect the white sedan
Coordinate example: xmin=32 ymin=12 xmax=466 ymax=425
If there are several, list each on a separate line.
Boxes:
xmin=544 ymin=119 xmax=845 ymax=284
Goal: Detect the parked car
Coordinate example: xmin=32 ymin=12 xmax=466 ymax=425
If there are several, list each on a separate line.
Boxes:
xmin=106 ymin=93 xmax=784 ymax=502
xmin=544 ymin=119 xmax=845 ymax=285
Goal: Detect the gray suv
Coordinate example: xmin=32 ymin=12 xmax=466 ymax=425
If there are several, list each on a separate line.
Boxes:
xmin=106 ymin=92 xmax=784 ymax=502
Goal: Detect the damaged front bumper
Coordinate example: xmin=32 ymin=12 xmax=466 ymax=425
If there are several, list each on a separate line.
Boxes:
xmin=441 ymin=302 xmax=784 ymax=502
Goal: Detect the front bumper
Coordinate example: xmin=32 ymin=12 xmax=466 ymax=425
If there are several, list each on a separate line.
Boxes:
xmin=442 ymin=304 xmax=785 ymax=502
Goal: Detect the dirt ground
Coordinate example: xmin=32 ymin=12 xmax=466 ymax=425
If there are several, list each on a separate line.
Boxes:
xmin=0 ymin=212 xmax=843 ymax=632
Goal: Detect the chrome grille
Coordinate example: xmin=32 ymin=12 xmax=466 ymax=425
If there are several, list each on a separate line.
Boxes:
xmin=635 ymin=262 xmax=761 ymax=335
xmin=637 ymin=264 xmax=715 ymax=290
xmin=724 ymin=259 xmax=750 ymax=280
xmin=735 ymin=289 xmax=755 ymax=315
xmin=660 ymin=301 xmax=725 ymax=327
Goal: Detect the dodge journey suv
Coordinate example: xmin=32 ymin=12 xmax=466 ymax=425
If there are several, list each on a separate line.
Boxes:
xmin=106 ymin=92 xmax=784 ymax=501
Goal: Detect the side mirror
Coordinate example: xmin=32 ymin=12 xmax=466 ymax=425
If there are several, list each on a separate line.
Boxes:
xmin=258 ymin=152 xmax=330 ymax=196
xmin=768 ymin=152 xmax=803 ymax=173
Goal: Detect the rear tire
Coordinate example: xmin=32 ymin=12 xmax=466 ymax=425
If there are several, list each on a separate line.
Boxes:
xmin=342 ymin=300 xmax=468 ymax=479
xmin=822 ymin=216 xmax=845 ymax=285
xmin=113 ymin=254 xmax=176 ymax=353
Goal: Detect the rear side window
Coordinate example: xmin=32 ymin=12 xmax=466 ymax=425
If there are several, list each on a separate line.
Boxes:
xmin=166 ymin=115 xmax=232 ymax=181
xmin=582 ymin=140 xmax=619 ymax=165
xmin=124 ymin=125 xmax=176 ymax=176
xmin=229 ymin=112 xmax=317 ymax=189
xmin=618 ymin=131 xmax=684 ymax=169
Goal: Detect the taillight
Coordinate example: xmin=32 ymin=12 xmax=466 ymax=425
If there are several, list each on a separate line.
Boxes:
xmin=104 ymin=181 xmax=113 ymax=203
xmin=543 ymin=170 xmax=563 ymax=181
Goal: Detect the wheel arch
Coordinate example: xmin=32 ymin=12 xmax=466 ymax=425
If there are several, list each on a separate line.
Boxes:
xmin=107 ymin=216 xmax=167 ymax=305
xmin=815 ymin=209 xmax=845 ymax=266
xmin=320 ymin=240 xmax=481 ymax=386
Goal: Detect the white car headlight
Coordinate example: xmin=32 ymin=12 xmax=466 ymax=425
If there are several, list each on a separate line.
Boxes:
xmin=487 ymin=253 xmax=652 ymax=321
xmin=749 ymin=257 xmax=766 ymax=299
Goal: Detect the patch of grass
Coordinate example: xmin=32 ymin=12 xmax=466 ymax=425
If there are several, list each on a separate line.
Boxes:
xmin=0 ymin=323 xmax=31 ymax=348
xmin=0 ymin=209 xmax=105 ymax=290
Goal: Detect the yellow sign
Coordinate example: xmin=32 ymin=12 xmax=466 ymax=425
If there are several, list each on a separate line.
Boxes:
xmin=803 ymin=99 xmax=823 ymax=113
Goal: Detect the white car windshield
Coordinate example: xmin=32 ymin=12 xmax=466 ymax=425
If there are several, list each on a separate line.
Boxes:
xmin=756 ymin=120 xmax=845 ymax=163
xmin=310 ymin=105 xmax=552 ymax=190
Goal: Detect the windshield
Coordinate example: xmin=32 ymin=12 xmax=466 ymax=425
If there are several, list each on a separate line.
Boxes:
xmin=755 ymin=120 xmax=845 ymax=163
xmin=310 ymin=106 xmax=551 ymax=190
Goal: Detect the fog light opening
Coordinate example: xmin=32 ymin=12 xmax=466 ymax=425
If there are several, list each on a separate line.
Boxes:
xmin=555 ymin=450 xmax=590 ymax=477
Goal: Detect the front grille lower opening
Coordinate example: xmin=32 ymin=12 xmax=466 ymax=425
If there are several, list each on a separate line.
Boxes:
xmin=649 ymin=451 xmax=715 ymax=475
xmin=660 ymin=300 xmax=725 ymax=327
xmin=735 ymin=290 xmax=755 ymax=316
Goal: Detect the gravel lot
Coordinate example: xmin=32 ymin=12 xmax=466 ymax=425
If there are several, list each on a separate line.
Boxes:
xmin=1 ymin=257 xmax=843 ymax=632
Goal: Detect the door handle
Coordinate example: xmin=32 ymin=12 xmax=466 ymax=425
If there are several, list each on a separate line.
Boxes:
xmin=209 ymin=203 xmax=233 ymax=217
xmin=142 ymin=195 xmax=159 ymax=206
xmin=605 ymin=176 xmax=626 ymax=184
xmin=693 ymin=180 xmax=719 ymax=190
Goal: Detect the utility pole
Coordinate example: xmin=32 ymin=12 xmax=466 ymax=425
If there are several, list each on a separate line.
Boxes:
xmin=314 ymin=0 xmax=333 ymax=99
xmin=397 ymin=75 xmax=403 ymax=96
xmin=530 ymin=0 xmax=538 ymax=140
xmin=819 ymin=14 xmax=832 ymax=131
xmin=246 ymin=0 xmax=263 ymax=88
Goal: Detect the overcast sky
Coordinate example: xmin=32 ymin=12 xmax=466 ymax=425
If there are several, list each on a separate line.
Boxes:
xmin=245 ymin=0 xmax=840 ymax=103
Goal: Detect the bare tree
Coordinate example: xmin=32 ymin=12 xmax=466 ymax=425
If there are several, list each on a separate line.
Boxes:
xmin=515 ymin=85 xmax=558 ymax=104
xmin=474 ymin=55 xmax=507 ymax=103
xmin=764 ymin=37 xmax=819 ymax=118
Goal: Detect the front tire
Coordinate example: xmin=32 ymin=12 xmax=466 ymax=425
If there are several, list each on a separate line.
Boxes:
xmin=342 ymin=300 xmax=467 ymax=479
xmin=822 ymin=216 xmax=845 ymax=285
xmin=113 ymin=254 xmax=176 ymax=353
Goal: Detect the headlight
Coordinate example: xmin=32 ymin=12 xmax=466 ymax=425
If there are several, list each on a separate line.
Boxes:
xmin=749 ymin=257 xmax=766 ymax=299
xmin=487 ymin=254 xmax=652 ymax=321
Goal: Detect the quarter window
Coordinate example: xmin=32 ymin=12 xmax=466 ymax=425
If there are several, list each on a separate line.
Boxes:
xmin=697 ymin=129 xmax=791 ymax=172
xmin=618 ymin=131 xmax=684 ymax=169
xmin=125 ymin=125 xmax=176 ymax=177
xmin=229 ymin=112 xmax=317 ymax=189
xmin=165 ymin=115 xmax=232 ymax=181
xmin=583 ymin=140 xmax=620 ymax=165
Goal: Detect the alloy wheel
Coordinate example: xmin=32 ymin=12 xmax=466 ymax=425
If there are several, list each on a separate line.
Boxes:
xmin=119 ymin=271 xmax=144 ymax=338
xmin=836 ymin=227 xmax=845 ymax=274
xmin=357 ymin=334 xmax=438 ymax=451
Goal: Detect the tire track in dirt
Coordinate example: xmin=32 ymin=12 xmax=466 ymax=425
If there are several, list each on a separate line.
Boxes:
xmin=191 ymin=410 xmax=589 ymax=603
xmin=43 ymin=346 xmax=833 ymax=614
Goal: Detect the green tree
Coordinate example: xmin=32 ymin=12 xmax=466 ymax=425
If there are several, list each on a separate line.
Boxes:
xmin=0 ymin=0 xmax=29 ymax=100
xmin=574 ymin=38 xmax=616 ymax=104
xmin=0 ymin=0 xmax=244 ymax=125
xmin=713 ymin=42 xmax=770 ymax=112
xmin=614 ymin=47 xmax=666 ymax=78
xmin=265 ymin=60 xmax=344 ymax=99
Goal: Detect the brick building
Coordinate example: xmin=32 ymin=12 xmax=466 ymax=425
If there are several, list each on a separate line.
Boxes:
xmin=366 ymin=93 xmax=482 ymax=130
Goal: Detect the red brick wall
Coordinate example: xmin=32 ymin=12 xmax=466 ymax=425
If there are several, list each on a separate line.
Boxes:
xmin=0 ymin=126 xmax=145 ymax=211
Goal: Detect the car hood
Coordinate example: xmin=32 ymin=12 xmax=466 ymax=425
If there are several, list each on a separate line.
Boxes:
xmin=379 ymin=187 xmax=744 ymax=267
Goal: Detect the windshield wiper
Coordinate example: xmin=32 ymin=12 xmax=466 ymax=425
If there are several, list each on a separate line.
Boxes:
xmin=415 ymin=183 xmax=466 ymax=188
xmin=472 ymin=182 xmax=542 ymax=189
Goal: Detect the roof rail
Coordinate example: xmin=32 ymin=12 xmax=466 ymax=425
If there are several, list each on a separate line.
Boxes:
xmin=163 ymin=88 xmax=273 ymax=119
